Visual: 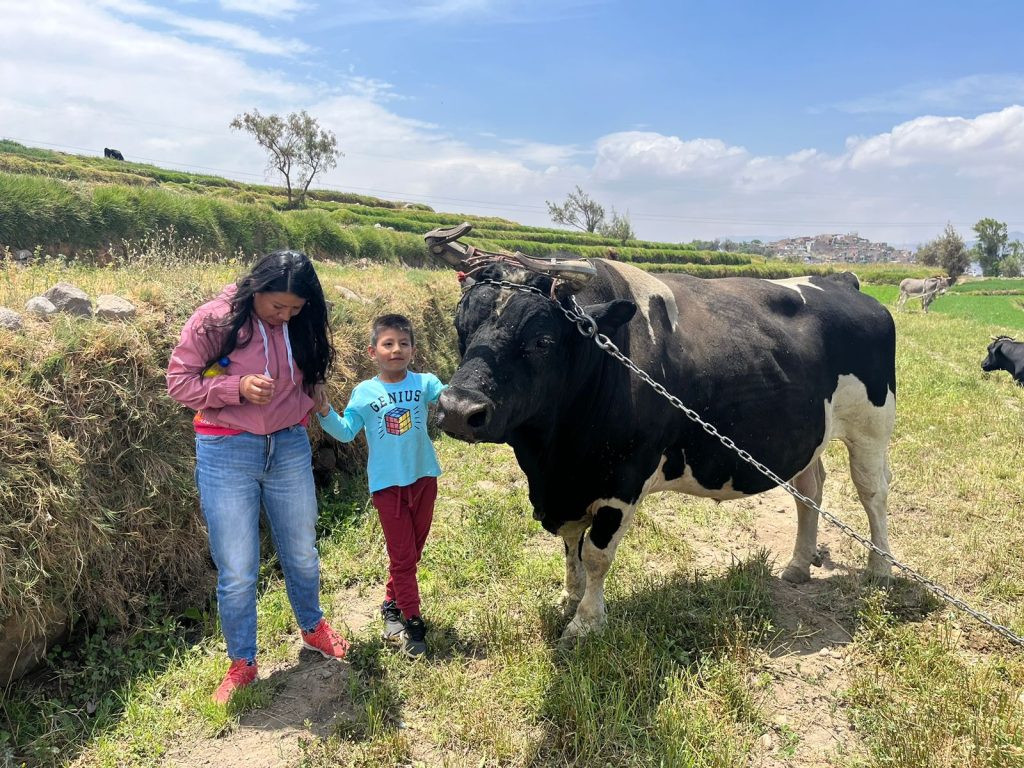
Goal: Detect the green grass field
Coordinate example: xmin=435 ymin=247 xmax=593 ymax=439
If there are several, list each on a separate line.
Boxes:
xmin=866 ymin=284 xmax=1024 ymax=333
xmin=4 ymin=265 xmax=1024 ymax=767
xmin=1 ymin=140 xmax=943 ymax=285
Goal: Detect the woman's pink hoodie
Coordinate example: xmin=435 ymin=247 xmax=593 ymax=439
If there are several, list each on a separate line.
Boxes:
xmin=167 ymin=286 xmax=315 ymax=435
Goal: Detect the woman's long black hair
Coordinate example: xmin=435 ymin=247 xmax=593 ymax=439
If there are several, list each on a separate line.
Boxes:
xmin=205 ymin=249 xmax=335 ymax=393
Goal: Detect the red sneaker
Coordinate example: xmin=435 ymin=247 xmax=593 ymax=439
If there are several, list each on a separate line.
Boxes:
xmin=301 ymin=619 xmax=349 ymax=661
xmin=212 ymin=658 xmax=258 ymax=704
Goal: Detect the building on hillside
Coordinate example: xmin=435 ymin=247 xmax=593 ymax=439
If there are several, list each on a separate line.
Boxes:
xmin=764 ymin=233 xmax=910 ymax=264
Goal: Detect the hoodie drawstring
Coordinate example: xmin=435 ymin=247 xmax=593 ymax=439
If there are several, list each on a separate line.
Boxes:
xmin=256 ymin=319 xmax=296 ymax=384
xmin=282 ymin=321 xmax=296 ymax=385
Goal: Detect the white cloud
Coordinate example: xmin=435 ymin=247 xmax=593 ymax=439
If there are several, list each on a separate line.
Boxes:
xmin=315 ymin=0 xmax=602 ymax=26
xmin=0 ymin=0 xmax=306 ymax=171
xmin=593 ymin=132 xmax=748 ymax=180
xmin=844 ymin=106 xmax=1024 ymax=173
xmin=831 ymin=74 xmax=1024 ymax=115
xmin=498 ymin=138 xmax=586 ymax=168
xmin=343 ymin=76 xmax=405 ymax=102
xmin=96 ymin=0 xmax=312 ymax=55
xmin=218 ymin=0 xmax=311 ymax=19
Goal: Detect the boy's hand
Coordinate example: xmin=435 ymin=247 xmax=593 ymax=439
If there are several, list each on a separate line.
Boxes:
xmin=313 ymin=383 xmax=331 ymax=417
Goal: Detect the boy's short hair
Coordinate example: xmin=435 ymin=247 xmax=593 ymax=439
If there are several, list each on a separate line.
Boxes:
xmin=371 ymin=313 xmax=415 ymax=346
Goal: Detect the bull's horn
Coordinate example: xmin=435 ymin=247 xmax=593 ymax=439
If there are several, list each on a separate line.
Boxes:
xmin=510 ymin=251 xmax=596 ymax=283
xmin=424 ymin=222 xmax=474 ymax=269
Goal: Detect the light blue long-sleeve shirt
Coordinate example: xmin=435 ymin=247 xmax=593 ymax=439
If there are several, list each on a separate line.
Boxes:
xmin=319 ymin=371 xmax=446 ymax=493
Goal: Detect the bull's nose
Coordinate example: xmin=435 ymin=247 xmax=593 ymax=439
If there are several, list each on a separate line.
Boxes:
xmin=438 ymin=388 xmax=492 ymax=441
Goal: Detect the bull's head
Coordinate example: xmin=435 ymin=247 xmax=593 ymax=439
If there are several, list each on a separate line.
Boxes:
xmin=982 ymin=335 xmax=1015 ymax=372
xmin=424 ymin=224 xmax=635 ymax=443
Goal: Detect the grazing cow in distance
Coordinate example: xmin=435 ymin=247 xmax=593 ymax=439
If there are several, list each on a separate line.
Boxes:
xmin=982 ymin=336 xmax=1024 ymax=386
xmin=896 ymin=275 xmax=953 ymax=313
xmin=104 ymin=147 xmax=125 ymax=161
xmin=426 ymin=223 xmax=897 ymax=640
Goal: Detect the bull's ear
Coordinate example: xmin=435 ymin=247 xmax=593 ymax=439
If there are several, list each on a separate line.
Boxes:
xmin=585 ymin=300 xmax=637 ymax=335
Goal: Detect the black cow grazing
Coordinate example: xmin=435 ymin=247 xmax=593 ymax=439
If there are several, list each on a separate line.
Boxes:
xmin=426 ymin=223 xmax=897 ymax=640
xmin=104 ymin=147 xmax=125 ymax=161
xmin=982 ymin=336 xmax=1024 ymax=385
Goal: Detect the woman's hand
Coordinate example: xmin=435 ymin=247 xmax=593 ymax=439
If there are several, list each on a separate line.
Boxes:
xmin=241 ymin=374 xmax=275 ymax=405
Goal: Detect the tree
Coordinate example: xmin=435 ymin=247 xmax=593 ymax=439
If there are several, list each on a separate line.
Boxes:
xmin=915 ymin=240 xmax=940 ymax=267
xmin=972 ymin=217 xmax=1008 ymax=276
xmin=597 ymin=208 xmax=635 ymax=244
xmin=230 ymin=109 xmax=341 ymax=208
xmin=1002 ymin=239 xmax=1024 ymax=277
xmin=915 ymin=223 xmax=969 ymax=280
xmin=546 ymin=186 xmax=605 ymax=232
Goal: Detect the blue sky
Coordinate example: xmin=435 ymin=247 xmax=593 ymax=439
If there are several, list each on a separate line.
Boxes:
xmin=3 ymin=0 xmax=1023 ymax=245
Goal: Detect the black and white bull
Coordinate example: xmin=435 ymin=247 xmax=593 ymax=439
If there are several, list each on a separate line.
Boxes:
xmin=428 ymin=226 xmax=897 ymax=639
xmin=104 ymin=147 xmax=125 ymax=161
xmin=982 ymin=336 xmax=1024 ymax=385
xmin=896 ymin=275 xmax=952 ymax=313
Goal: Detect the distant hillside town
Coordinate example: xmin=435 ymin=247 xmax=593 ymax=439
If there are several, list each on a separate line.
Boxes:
xmin=763 ymin=233 xmax=912 ymax=264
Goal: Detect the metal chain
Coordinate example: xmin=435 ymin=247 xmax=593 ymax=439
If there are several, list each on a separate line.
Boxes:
xmin=469 ymin=277 xmax=1024 ymax=649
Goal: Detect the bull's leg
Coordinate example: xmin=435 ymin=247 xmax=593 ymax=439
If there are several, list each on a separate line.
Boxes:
xmin=844 ymin=397 xmax=894 ymax=580
xmin=561 ymin=503 xmax=635 ymax=640
xmin=782 ymin=457 xmax=826 ymax=584
xmin=847 ymin=444 xmax=893 ymax=580
xmin=558 ymin=522 xmax=588 ymax=618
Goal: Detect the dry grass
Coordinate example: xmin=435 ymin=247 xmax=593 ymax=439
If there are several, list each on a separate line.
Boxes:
xmin=0 ymin=255 xmax=461 ymax=648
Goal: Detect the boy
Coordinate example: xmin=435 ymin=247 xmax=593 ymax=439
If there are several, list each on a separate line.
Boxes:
xmin=318 ymin=314 xmax=445 ymax=658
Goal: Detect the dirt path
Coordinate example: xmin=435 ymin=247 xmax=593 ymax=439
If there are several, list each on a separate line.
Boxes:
xmin=161 ymin=589 xmax=379 ymax=768
xmin=682 ymin=487 xmax=869 ymax=767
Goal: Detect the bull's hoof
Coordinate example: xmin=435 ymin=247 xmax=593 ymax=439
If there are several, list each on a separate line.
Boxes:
xmin=866 ymin=554 xmax=893 ymax=585
xmin=557 ymin=590 xmax=582 ymax=619
xmin=559 ymin=614 xmax=605 ymax=643
xmin=781 ymin=563 xmax=811 ymax=584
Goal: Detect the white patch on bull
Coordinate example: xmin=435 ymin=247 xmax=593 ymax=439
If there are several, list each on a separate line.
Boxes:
xmin=559 ymin=497 xmax=637 ymax=640
xmin=828 ymin=373 xmax=895 ymax=443
xmin=494 ymin=287 xmax=517 ymax=317
xmin=604 ymin=261 xmax=679 ymax=342
xmin=768 ymin=275 xmax=825 ymax=304
xmin=646 ymin=455 xmax=749 ymax=499
xmin=490 ymin=268 xmax=533 ymax=318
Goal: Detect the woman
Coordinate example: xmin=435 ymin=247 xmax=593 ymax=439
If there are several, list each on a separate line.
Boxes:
xmin=167 ymin=249 xmax=347 ymax=704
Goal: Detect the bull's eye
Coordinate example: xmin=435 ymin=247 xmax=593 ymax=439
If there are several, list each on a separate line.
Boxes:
xmin=525 ymin=336 xmax=555 ymax=356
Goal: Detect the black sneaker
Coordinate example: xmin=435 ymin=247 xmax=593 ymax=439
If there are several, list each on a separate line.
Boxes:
xmin=381 ymin=599 xmax=405 ymax=641
xmin=401 ymin=616 xmax=427 ymax=658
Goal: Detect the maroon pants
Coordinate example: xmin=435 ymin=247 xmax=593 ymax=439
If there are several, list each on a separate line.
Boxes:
xmin=371 ymin=475 xmax=437 ymax=619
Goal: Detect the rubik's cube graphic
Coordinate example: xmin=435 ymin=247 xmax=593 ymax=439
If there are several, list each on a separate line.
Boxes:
xmin=383 ymin=407 xmax=412 ymax=436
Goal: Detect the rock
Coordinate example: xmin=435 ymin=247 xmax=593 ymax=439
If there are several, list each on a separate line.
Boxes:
xmin=0 ymin=605 xmax=69 ymax=684
xmin=25 ymin=296 xmax=57 ymax=316
xmin=13 ymin=248 xmax=32 ymax=263
xmin=43 ymin=282 xmax=92 ymax=317
xmin=0 ymin=308 xmax=23 ymax=331
xmin=95 ymin=294 xmax=136 ymax=320
xmin=313 ymin=446 xmax=337 ymax=472
xmin=333 ymin=285 xmax=369 ymax=304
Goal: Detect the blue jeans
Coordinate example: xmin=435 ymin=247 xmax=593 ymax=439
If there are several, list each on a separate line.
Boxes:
xmin=195 ymin=426 xmax=323 ymax=662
